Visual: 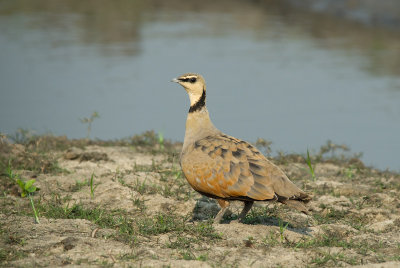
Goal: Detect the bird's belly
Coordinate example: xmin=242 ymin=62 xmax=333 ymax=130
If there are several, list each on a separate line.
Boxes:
xmin=182 ymin=166 xmax=236 ymax=199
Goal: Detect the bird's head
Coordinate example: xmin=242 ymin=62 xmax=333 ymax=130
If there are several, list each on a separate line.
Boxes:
xmin=172 ymin=73 xmax=206 ymax=107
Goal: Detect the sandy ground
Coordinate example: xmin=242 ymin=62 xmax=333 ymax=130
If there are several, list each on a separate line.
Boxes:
xmin=1 ymin=141 xmax=399 ymax=267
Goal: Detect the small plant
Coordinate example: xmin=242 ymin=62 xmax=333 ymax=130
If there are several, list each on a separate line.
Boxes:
xmin=197 ymin=254 xmax=208 ymax=261
xmin=353 ymin=196 xmax=370 ymax=210
xmin=278 ymin=219 xmax=289 ymax=242
xmin=305 ymin=149 xmax=316 ymax=181
xmin=80 ymin=111 xmax=100 ymax=139
xmin=132 ymin=196 xmax=146 ymax=212
xmin=89 ymin=172 xmax=97 ymax=199
xmin=158 ymin=131 xmax=164 ymax=151
xmin=319 ymin=140 xmax=349 ymax=158
xmin=263 ymin=230 xmax=279 ymax=247
xmin=244 ymin=236 xmax=255 ymax=247
xmin=7 ymin=128 xmax=36 ymax=144
xmin=344 ymin=166 xmax=355 ymax=179
xmin=5 ymin=162 xmax=40 ymax=223
xmin=181 ymin=250 xmax=195 ymax=260
xmin=71 ymin=179 xmax=87 ymax=192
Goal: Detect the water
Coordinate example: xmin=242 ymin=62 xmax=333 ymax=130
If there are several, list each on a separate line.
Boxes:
xmin=1 ymin=1 xmax=400 ymax=171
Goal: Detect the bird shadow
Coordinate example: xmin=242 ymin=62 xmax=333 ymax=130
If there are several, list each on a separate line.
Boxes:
xmin=191 ymin=196 xmax=312 ymax=236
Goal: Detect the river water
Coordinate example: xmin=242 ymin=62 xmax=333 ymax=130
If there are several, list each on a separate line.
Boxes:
xmin=0 ymin=0 xmax=399 ymax=171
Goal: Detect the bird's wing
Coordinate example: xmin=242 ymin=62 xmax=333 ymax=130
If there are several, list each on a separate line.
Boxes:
xmin=181 ymin=134 xmax=309 ymax=201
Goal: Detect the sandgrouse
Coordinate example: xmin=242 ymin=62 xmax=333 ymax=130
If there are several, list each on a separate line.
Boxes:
xmin=172 ymin=73 xmax=311 ymax=223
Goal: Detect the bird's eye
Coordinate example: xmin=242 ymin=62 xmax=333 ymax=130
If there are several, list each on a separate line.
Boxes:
xmin=190 ymin=77 xmax=197 ymax=83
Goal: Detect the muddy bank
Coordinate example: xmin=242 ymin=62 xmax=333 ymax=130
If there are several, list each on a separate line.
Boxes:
xmin=0 ymin=134 xmax=399 ymax=267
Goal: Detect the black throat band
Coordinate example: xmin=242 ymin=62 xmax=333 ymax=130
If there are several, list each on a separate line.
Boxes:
xmin=189 ymin=88 xmax=206 ymax=113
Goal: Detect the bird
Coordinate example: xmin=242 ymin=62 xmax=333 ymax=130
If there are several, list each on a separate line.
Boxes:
xmin=172 ymin=73 xmax=311 ymax=223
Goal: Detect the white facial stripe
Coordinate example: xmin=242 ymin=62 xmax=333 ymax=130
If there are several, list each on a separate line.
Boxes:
xmin=180 ymin=76 xmax=197 ymax=80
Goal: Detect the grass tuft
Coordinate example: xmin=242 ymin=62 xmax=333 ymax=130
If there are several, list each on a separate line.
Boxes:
xmin=305 ymin=149 xmax=316 ymax=181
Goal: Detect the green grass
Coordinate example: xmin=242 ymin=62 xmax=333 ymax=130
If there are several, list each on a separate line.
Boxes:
xmin=131 ymin=196 xmax=146 ymax=212
xmin=89 ymin=172 xmax=97 ymax=199
xmin=131 ymin=178 xmax=158 ymax=195
xmin=240 ymin=206 xmax=285 ymax=226
xmin=71 ymin=179 xmax=88 ymax=192
xmin=0 ymin=130 xmax=65 ymax=174
xmin=34 ymin=197 xmax=220 ymax=247
xmin=0 ymin=226 xmax=28 ymax=263
xmin=278 ymin=219 xmax=289 ymax=242
xmin=289 ymin=230 xmax=387 ymax=261
xmin=39 ymin=201 xmax=113 ymax=225
xmin=313 ymin=205 xmax=367 ymax=230
xmin=311 ymin=251 xmax=358 ymax=266
xmin=294 ymin=233 xmax=355 ymax=249
xmin=158 ymin=131 xmax=164 ymax=151
xmin=263 ymin=230 xmax=279 ymax=247
xmin=130 ymin=130 xmax=177 ymax=155
xmin=70 ymin=173 xmax=98 ymax=199
xmin=118 ymin=165 xmax=193 ymax=201
xmin=36 ymin=200 xmax=137 ymax=244
xmin=305 ymin=149 xmax=316 ymax=181
xmin=135 ymin=214 xmax=219 ymax=239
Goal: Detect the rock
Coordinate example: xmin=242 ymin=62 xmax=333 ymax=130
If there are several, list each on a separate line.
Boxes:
xmin=64 ymin=147 xmax=83 ymax=160
xmin=64 ymin=147 xmax=109 ymax=162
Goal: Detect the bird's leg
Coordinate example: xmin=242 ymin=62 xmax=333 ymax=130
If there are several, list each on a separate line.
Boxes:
xmin=214 ymin=199 xmax=230 ymax=223
xmin=237 ymin=201 xmax=254 ymax=222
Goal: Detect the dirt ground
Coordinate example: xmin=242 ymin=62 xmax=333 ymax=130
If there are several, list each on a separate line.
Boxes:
xmin=0 ymin=134 xmax=399 ymax=267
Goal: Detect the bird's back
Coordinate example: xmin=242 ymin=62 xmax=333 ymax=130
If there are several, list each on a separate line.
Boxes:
xmin=180 ymin=133 xmax=310 ymax=205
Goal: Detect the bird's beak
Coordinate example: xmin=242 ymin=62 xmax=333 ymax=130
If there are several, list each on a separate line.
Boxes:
xmin=171 ymin=78 xmax=179 ymax=83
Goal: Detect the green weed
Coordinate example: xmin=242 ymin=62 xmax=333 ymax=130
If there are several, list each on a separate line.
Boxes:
xmin=312 ymin=205 xmax=367 ymax=230
xmin=350 ymin=196 xmax=370 ymax=210
xmin=344 ymin=166 xmax=355 ymax=179
xmin=319 ymin=140 xmax=350 ymax=158
xmin=263 ymin=231 xmax=279 ymax=247
xmin=278 ymin=219 xmax=289 ymax=242
xmin=305 ymin=149 xmax=316 ymax=181
xmin=71 ymin=179 xmax=87 ymax=192
xmin=0 ymin=247 xmax=27 ymax=264
xmin=197 ymin=254 xmax=208 ymax=261
xmin=130 ymin=130 xmax=178 ymax=155
xmin=70 ymin=173 xmax=98 ymax=198
xmin=132 ymin=178 xmax=155 ymax=195
xmin=0 ymin=130 xmax=63 ymax=174
xmin=89 ymin=172 xmax=97 ymax=199
xmin=36 ymin=195 xmax=220 ymax=248
xmin=131 ymin=196 xmax=146 ymax=212
xmin=5 ymin=162 xmax=40 ymax=223
xmin=80 ymin=111 xmax=100 ymax=139
xmin=7 ymin=128 xmax=36 ymax=144
xmin=311 ymin=251 xmax=357 ymax=266
xmin=119 ymin=252 xmax=139 ymax=261
xmin=167 ymin=236 xmax=193 ymax=249
xmin=181 ymin=250 xmax=196 ymax=260
xmin=241 ymin=206 xmax=281 ymax=225
xmin=158 ymin=131 xmax=164 ymax=151
xmin=295 ymin=233 xmax=353 ymax=249
xmin=0 ymin=249 xmax=6 ymax=262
